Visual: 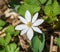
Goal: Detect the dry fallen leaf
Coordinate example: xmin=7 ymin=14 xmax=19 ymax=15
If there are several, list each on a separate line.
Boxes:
xmin=18 ymin=35 xmax=30 ymax=51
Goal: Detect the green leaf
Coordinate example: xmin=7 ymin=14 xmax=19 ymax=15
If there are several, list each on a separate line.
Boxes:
xmin=39 ymin=0 xmax=46 ymax=4
xmin=0 ymin=48 xmax=5 ymax=52
xmin=0 ymin=27 xmax=3 ymax=30
xmin=0 ymin=33 xmax=11 ymax=46
xmin=44 ymin=0 xmax=52 ymax=16
xmin=5 ymin=25 xmax=19 ymax=36
xmin=44 ymin=0 xmax=60 ymax=16
xmin=31 ymin=33 xmax=45 ymax=52
xmin=24 ymin=0 xmax=40 ymax=6
xmin=0 ymin=38 xmax=5 ymax=46
xmin=18 ymin=0 xmax=41 ymax=16
xmin=6 ymin=45 xmax=10 ymax=52
xmin=46 ymin=0 xmax=52 ymax=5
xmin=56 ymin=38 xmax=60 ymax=47
xmin=9 ymin=43 xmax=17 ymax=51
xmin=18 ymin=3 xmax=40 ymax=16
xmin=44 ymin=0 xmax=59 ymax=23
xmin=0 ymin=20 xmax=6 ymax=27
xmin=5 ymin=43 xmax=19 ymax=52
xmin=52 ymin=0 xmax=60 ymax=16
xmin=32 ymin=35 xmax=40 ymax=52
xmin=5 ymin=25 xmax=15 ymax=35
xmin=15 ymin=48 xmax=19 ymax=52
xmin=4 ymin=33 xmax=11 ymax=46
xmin=44 ymin=16 xmax=57 ymax=23
xmin=44 ymin=4 xmax=52 ymax=16
xmin=14 ymin=31 xmax=20 ymax=36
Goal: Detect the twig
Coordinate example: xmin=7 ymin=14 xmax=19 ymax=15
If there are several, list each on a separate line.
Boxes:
xmin=50 ymin=35 xmax=54 ymax=52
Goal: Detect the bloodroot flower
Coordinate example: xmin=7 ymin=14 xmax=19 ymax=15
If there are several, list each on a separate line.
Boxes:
xmin=15 ymin=10 xmax=44 ymax=40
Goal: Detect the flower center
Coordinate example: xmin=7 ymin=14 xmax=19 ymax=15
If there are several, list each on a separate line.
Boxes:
xmin=27 ymin=22 xmax=32 ymax=27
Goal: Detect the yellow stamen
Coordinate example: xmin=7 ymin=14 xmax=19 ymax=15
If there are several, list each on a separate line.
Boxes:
xmin=27 ymin=22 xmax=32 ymax=27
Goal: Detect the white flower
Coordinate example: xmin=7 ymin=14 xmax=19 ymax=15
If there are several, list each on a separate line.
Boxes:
xmin=15 ymin=10 xmax=44 ymax=40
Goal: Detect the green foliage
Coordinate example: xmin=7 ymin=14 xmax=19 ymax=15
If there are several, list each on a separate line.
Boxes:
xmin=31 ymin=33 xmax=45 ymax=52
xmin=0 ymin=48 xmax=5 ymax=52
xmin=5 ymin=25 xmax=15 ymax=35
xmin=44 ymin=0 xmax=60 ymax=23
xmin=46 ymin=0 xmax=52 ymax=5
xmin=5 ymin=43 xmax=19 ymax=52
xmin=14 ymin=31 xmax=20 ymax=36
xmin=5 ymin=25 xmax=19 ymax=36
xmin=0 ymin=27 xmax=3 ymax=30
xmin=18 ymin=3 xmax=40 ymax=16
xmin=44 ymin=16 xmax=57 ymax=23
xmin=4 ymin=33 xmax=11 ymax=46
xmin=52 ymin=0 xmax=60 ymax=16
xmin=44 ymin=0 xmax=60 ymax=16
xmin=56 ymin=38 xmax=60 ymax=47
xmin=24 ymin=0 xmax=40 ymax=6
xmin=44 ymin=4 xmax=52 ymax=16
xmin=0 ymin=24 xmax=19 ymax=52
xmin=0 ymin=43 xmax=19 ymax=52
xmin=0 ymin=33 xmax=11 ymax=46
xmin=39 ymin=0 xmax=46 ymax=4
xmin=17 ymin=0 xmax=41 ymax=16
xmin=0 ymin=20 xmax=6 ymax=27
xmin=0 ymin=38 xmax=5 ymax=46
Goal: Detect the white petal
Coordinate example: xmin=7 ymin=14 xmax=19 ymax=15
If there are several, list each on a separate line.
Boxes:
xmin=32 ymin=27 xmax=42 ymax=33
xmin=33 ymin=19 xmax=44 ymax=26
xmin=15 ymin=24 xmax=27 ymax=30
xmin=32 ymin=13 xmax=38 ymax=23
xmin=20 ymin=28 xmax=29 ymax=35
xmin=27 ymin=28 xmax=33 ymax=40
xmin=25 ymin=10 xmax=31 ymax=22
xmin=19 ymin=16 xmax=27 ymax=24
